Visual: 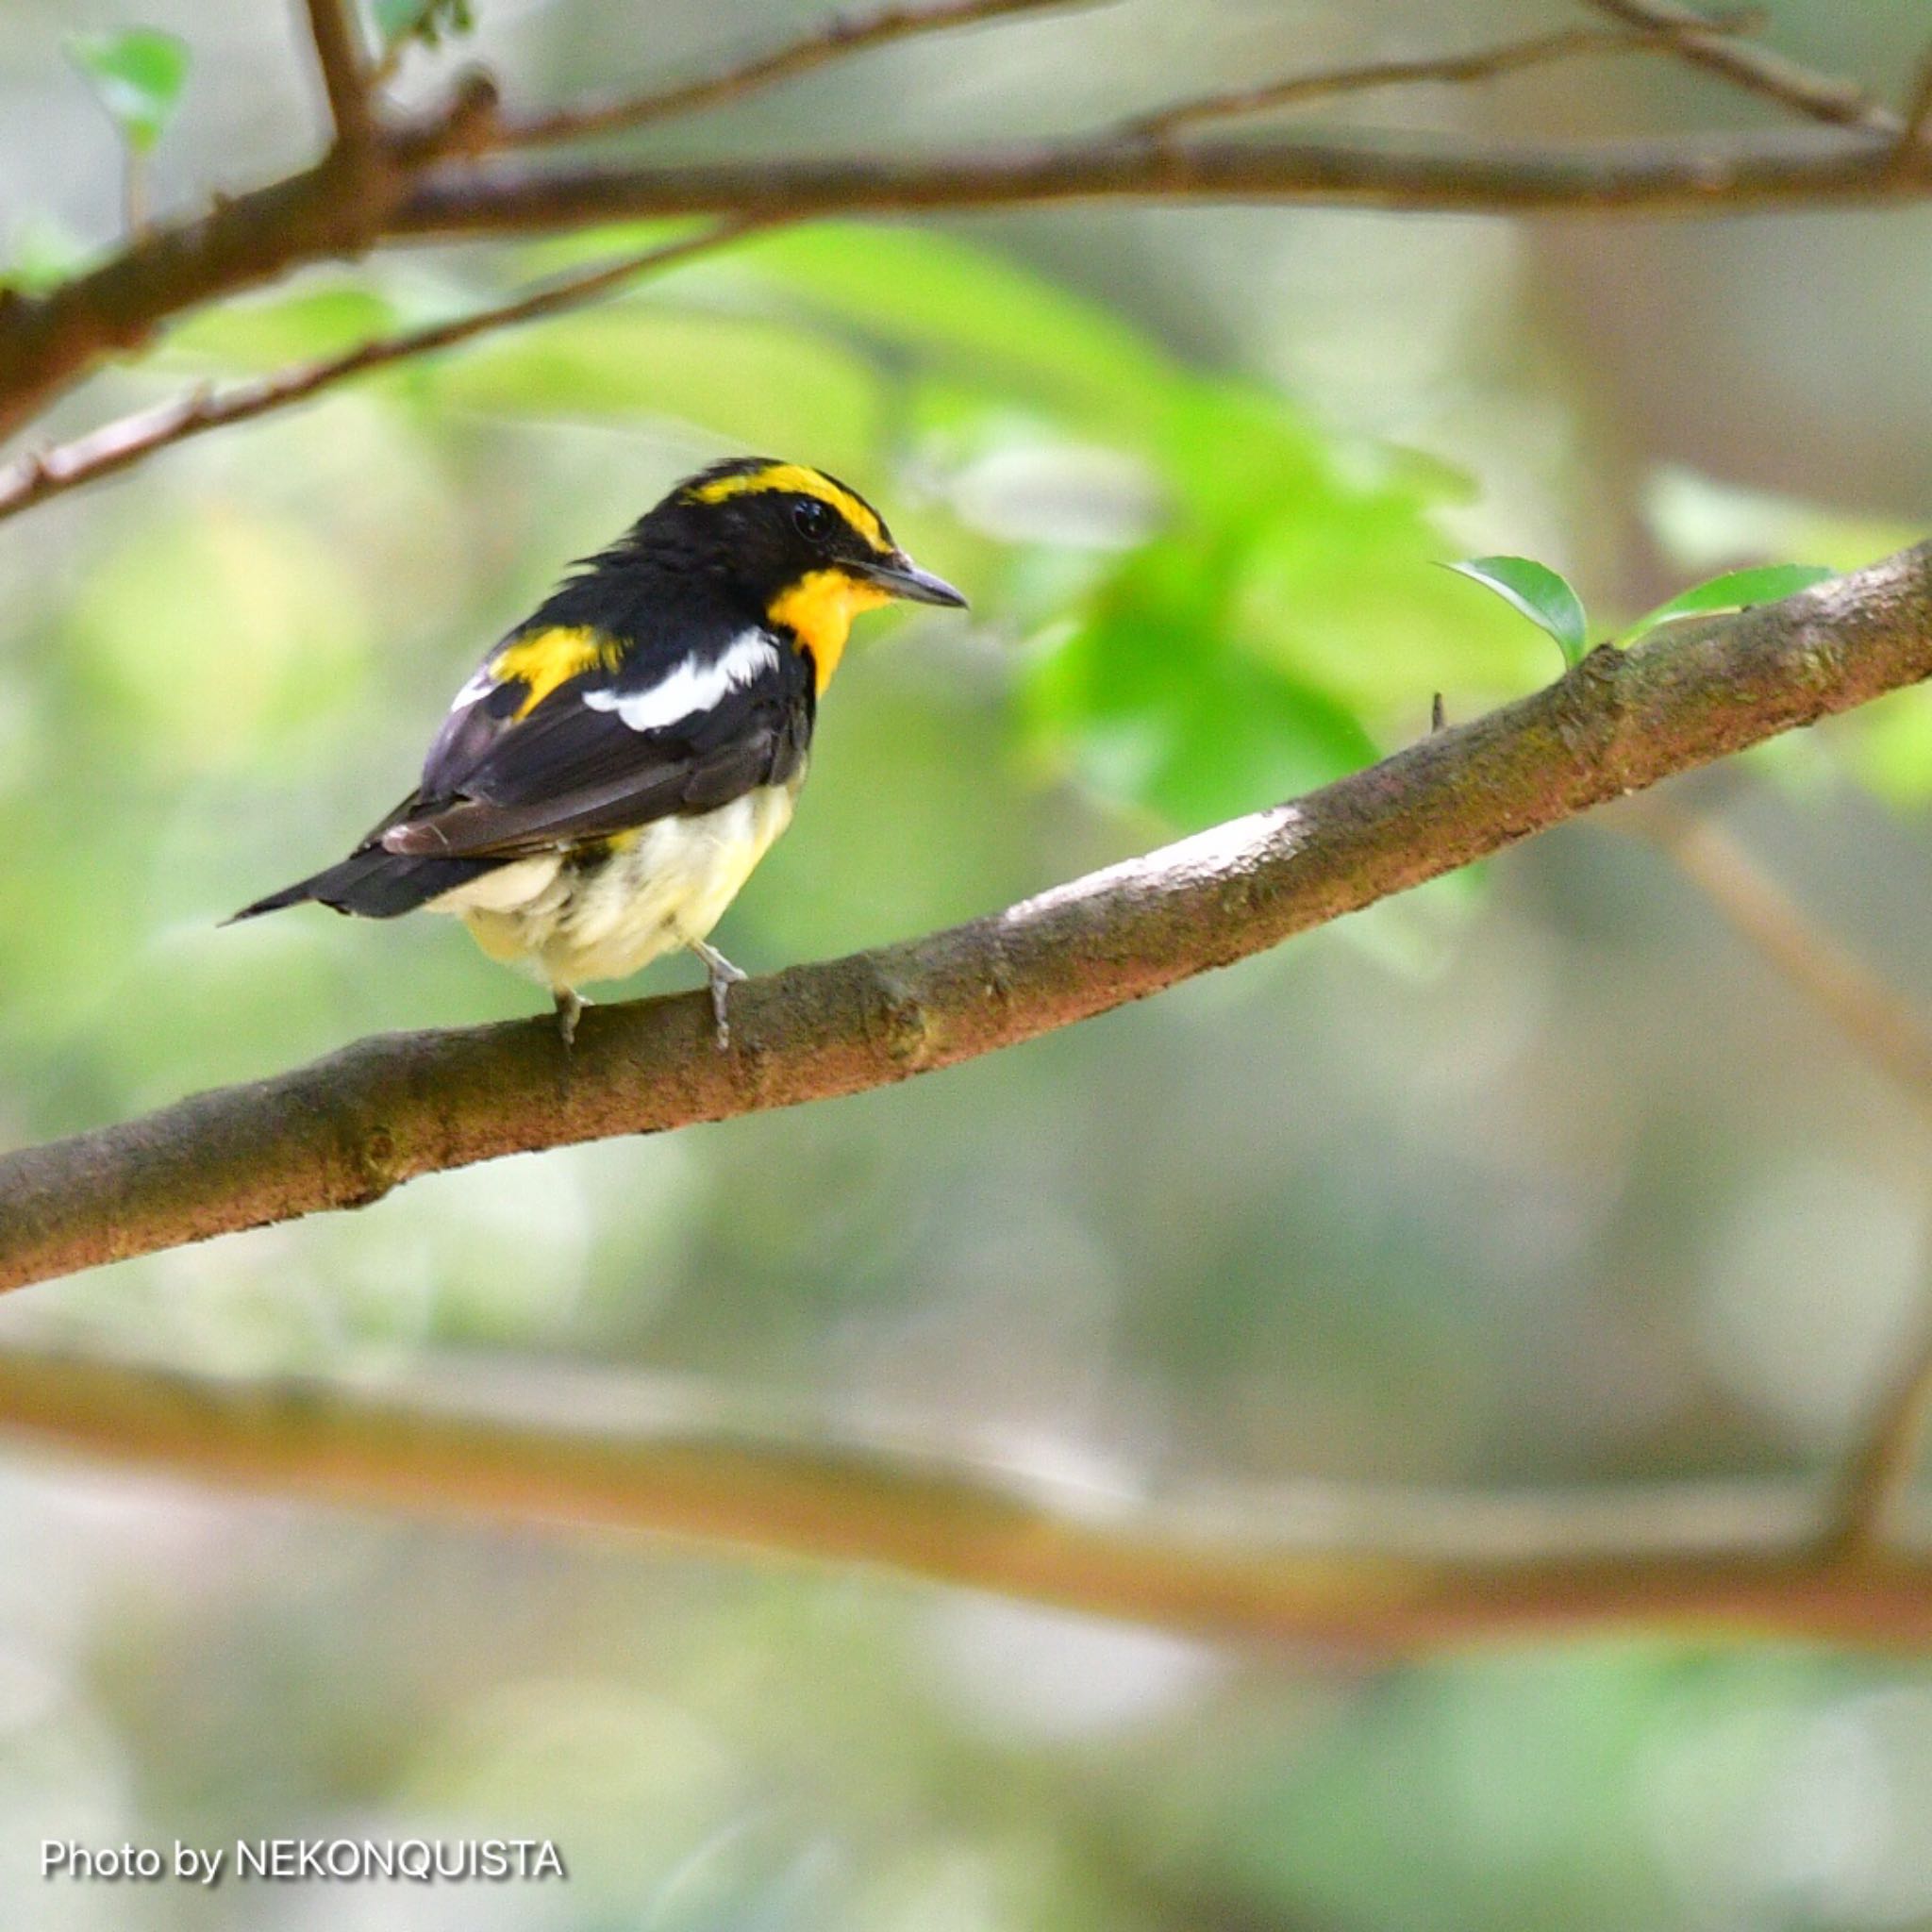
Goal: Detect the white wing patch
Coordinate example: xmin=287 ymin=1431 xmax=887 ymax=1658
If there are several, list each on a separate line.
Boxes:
xmin=583 ymin=629 xmax=779 ymax=735
xmin=450 ymin=665 xmax=498 ymax=711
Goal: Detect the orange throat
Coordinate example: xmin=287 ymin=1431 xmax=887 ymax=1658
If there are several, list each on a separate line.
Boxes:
xmin=768 ymin=570 xmax=891 ymax=692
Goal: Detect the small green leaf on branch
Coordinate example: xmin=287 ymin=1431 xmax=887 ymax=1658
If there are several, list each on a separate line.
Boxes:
xmin=66 ymin=27 xmax=190 ymax=154
xmin=1443 ymin=556 xmax=1589 ymax=668
xmin=1624 ymin=564 xmax=1835 ymax=642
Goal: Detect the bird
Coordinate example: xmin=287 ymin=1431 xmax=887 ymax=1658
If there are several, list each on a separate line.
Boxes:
xmin=230 ymin=457 xmax=966 ymax=1047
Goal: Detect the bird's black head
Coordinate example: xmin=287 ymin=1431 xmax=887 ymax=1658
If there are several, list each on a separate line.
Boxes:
xmin=637 ymin=457 xmax=965 ymax=689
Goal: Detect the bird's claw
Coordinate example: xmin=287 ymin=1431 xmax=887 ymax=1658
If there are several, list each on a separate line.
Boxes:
xmin=691 ymin=940 xmax=748 ymax=1051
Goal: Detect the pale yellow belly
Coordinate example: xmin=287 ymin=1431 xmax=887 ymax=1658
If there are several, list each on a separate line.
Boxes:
xmin=428 ymin=782 xmax=798 ymax=992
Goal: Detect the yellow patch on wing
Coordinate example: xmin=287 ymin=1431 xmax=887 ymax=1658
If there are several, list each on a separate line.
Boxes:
xmin=690 ymin=462 xmax=888 ymax=551
xmin=491 ymin=626 xmax=625 ymax=718
xmin=768 ymin=570 xmax=891 ymax=691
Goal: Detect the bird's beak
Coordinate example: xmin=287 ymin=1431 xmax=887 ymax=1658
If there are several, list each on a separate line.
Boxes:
xmin=855 ymin=551 xmax=968 ymax=608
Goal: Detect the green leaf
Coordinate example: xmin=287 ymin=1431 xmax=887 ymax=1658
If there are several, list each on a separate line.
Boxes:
xmin=372 ymin=0 xmax=474 ymax=49
xmin=1023 ymin=532 xmax=1381 ymax=826
xmin=66 ymin=28 xmax=190 ymax=154
xmin=1624 ymin=564 xmax=1835 ymax=642
xmin=1 ymin=215 xmax=91 ymax=297
xmin=166 ymin=283 xmax=404 ymax=369
xmin=1443 ymin=557 xmax=1589 ymax=668
xmin=438 ymin=305 xmax=886 ymax=476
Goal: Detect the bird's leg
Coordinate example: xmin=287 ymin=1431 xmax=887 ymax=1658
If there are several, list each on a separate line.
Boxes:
xmin=553 ymin=987 xmax=587 ymax=1049
xmin=689 ymin=939 xmax=747 ymax=1050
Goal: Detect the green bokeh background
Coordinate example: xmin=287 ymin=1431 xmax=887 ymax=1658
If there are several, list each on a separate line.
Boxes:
xmin=8 ymin=0 xmax=1932 ymax=1925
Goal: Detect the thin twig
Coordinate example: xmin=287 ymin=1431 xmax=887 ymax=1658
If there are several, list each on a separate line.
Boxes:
xmin=500 ymin=0 xmax=1091 ymax=149
xmin=122 ymin=150 xmax=147 ymax=240
xmin=301 ymin=0 xmax=375 ymax=152
xmin=11 ymin=132 xmax=1932 ymax=452
xmin=1825 ymin=1298 xmax=1932 ymax=1565
xmin=1637 ymin=801 xmax=1932 ymax=1117
xmin=1126 ymin=20 xmax=1754 ymax=141
xmin=1580 ymin=0 xmax=1898 ymax=132
xmin=4 ymin=1344 xmax=1932 ymax=1648
xmin=1895 ymin=41 xmax=1932 ymax=166
xmin=1632 ymin=801 xmax=1932 ymax=1557
xmin=0 ymin=221 xmax=752 ymax=525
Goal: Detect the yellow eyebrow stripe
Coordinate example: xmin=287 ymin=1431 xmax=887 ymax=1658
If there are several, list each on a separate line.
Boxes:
xmin=690 ymin=462 xmax=887 ymax=550
xmin=490 ymin=626 xmax=625 ymax=718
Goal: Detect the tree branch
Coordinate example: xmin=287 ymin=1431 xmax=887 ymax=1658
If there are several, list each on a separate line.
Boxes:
xmin=8 ymin=63 xmax=1932 ymax=445
xmin=1125 ymin=20 xmax=1752 ymax=141
xmin=0 ymin=162 xmax=364 ymax=445
xmin=0 ymin=64 xmax=519 ymax=447
xmin=0 ymin=220 xmax=753 ymax=525
xmin=1 ymin=1342 xmax=1930 ymax=1648
xmin=1580 ymin=0 xmax=1897 ymax=131
xmin=301 ymin=0 xmax=375 ymax=153
xmin=499 ymin=0 xmax=1091 ymax=149
xmin=3 ymin=548 xmax=1931 ymax=1294
xmin=384 ymin=135 xmax=1932 ymax=245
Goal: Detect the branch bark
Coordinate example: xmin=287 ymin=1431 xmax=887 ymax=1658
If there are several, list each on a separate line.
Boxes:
xmin=3 ymin=547 xmax=1931 ymax=1294
xmin=386 ymin=135 xmax=1932 ymax=242
xmin=0 ymin=161 xmax=378 ymax=445
xmin=301 ymin=0 xmax=375 ymax=153
xmin=1 ymin=1343 xmax=1929 ymax=1649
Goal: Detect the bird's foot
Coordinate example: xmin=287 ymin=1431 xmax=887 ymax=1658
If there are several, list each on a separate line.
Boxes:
xmin=689 ymin=940 xmax=747 ymax=1050
xmin=553 ymin=987 xmax=589 ymax=1049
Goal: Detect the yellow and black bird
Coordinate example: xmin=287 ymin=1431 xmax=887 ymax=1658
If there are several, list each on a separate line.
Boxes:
xmin=232 ymin=458 xmax=965 ymax=1044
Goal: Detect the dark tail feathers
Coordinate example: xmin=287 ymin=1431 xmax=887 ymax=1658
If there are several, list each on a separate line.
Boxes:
xmin=227 ymin=848 xmax=503 ymax=924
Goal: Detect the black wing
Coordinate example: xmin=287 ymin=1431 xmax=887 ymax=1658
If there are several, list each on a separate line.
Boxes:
xmin=383 ymin=621 xmax=813 ymax=860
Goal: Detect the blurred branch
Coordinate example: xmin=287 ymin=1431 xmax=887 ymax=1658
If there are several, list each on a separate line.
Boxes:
xmin=5 ymin=552 xmax=1932 ymax=1292
xmin=499 ymin=0 xmax=1091 ymax=149
xmin=8 ymin=8 xmax=1932 ymax=448
xmin=0 ymin=221 xmax=752 ymax=524
xmin=1629 ymin=803 xmax=1932 ymax=1557
xmin=1825 ymin=1298 xmax=1932 ymax=1565
xmin=1898 ymin=42 xmax=1932 ymax=160
xmin=301 ymin=0 xmax=375 ymax=153
xmin=0 ymin=84 xmax=482 ymax=446
xmin=382 ymin=137 xmax=1932 ymax=240
xmin=1125 ymin=19 xmax=1753 ymax=140
xmin=1579 ymin=0 xmax=1898 ymax=131
xmin=1634 ymin=802 xmax=1932 ymax=1116
xmin=5 ymin=1342 xmax=1932 ymax=1648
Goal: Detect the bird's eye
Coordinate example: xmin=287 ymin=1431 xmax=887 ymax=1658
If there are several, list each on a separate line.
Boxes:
xmin=791 ymin=497 xmax=834 ymax=542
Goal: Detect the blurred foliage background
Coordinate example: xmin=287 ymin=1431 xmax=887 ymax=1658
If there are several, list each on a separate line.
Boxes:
xmin=8 ymin=0 xmax=1932 ymax=1925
